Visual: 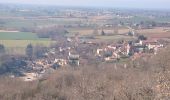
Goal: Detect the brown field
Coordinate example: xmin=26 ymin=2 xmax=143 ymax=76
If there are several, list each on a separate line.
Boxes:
xmin=69 ymin=28 xmax=129 ymax=36
xmin=69 ymin=29 xmax=93 ymax=35
xmin=91 ymin=15 xmax=113 ymax=20
xmin=137 ymin=27 xmax=170 ymax=38
xmin=68 ymin=28 xmax=131 ymax=43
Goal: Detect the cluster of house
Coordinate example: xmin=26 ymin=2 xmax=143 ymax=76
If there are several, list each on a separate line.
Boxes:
xmin=25 ymin=37 xmax=164 ymax=72
xmin=20 ymin=36 xmax=165 ymax=81
xmin=132 ymin=39 xmax=164 ymax=54
xmin=95 ymin=38 xmax=164 ymax=62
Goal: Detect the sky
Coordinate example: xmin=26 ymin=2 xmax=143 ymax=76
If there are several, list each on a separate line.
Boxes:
xmin=0 ymin=0 xmax=170 ymax=9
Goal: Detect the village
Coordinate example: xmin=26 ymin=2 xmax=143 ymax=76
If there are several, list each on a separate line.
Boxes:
xmin=0 ymin=3 xmax=170 ymax=99
xmin=17 ymin=29 xmax=165 ymax=81
xmin=0 ymin=4 xmax=169 ymax=82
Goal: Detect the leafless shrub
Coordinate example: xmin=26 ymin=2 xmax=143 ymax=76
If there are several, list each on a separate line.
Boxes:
xmin=1 ymin=47 xmax=170 ymax=100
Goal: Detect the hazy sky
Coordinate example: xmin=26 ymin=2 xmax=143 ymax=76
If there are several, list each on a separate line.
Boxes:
xmin=0 ymin=0 xmax=170 ymax=9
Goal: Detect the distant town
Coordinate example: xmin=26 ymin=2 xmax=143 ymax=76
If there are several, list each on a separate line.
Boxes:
xmin=0 ymin=3 xmax=170 ymax=100
xmin=0 ymin=4 xmax=170 ymax=81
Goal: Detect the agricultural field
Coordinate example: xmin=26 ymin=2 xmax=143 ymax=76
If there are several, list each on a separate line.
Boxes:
xmin=0 ymin=31 xmax=55 ymax=54
xmin=1 ymin=40 xmax=55 ymax=54
xmin=0 ymin=17 xmax=89 ymax=29
xmin=94 ymin=35 xmax=135 ymax=42
xmin=136 ymin=27 xmax=170 ymax=38
xmin=68 ymin=27 xmax=131 ymax=42
xmin=68 ymin=28 xmax=129 ymax=36
xmin=0 ymin=31 xmax=40 ymax=40
xmin=0 ymin=40 xmax=53 ymax=48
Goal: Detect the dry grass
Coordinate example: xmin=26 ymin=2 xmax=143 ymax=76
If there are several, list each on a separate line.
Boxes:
xmin=69 ymin=28 xmax=129 ymax=36
xmin=0 ymin=64 xmax=156 ymax=100
xmin=137 ymin=27 xmax=170 ymax=38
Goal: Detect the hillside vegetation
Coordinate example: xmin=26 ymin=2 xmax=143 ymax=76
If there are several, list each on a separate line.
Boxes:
xmin=0 ymin=47 xmax=169 ymax=100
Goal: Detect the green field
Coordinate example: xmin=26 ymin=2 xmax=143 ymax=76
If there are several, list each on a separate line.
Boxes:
xmin=0 ymin=40 xmax=54 ymax=47
xmin=0 ymin=32 xmax=48 ymax=40
xmin=0 ymin=32 xmax=55 ymax=54
xmin=0 ymin=40 xmax=55 ymax=54
xmin=0 ymin=31 xmax=53 ymax=47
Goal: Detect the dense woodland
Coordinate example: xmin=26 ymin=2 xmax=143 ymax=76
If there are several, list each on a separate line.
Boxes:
xmin=0 ymin=46 xmax=169 ymax=100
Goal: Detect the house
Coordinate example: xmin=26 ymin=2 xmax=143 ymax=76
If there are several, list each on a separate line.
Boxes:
xmin=134 ymin=40 xmax=143 ymax=46
xmin=96 ymin=49 xmax=104 ymax=57
xmin=52 ymin=59 xmax=67 ymax=69
xmin=68 ymin=52 xmax=80 ymax=66
xmin=104 ymin=51 xmax=120 ymax=62
xmin=143 ymin=40 xmax=162 ymax=49
xmin=142 ymin=39 xmax=163 ymax=54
